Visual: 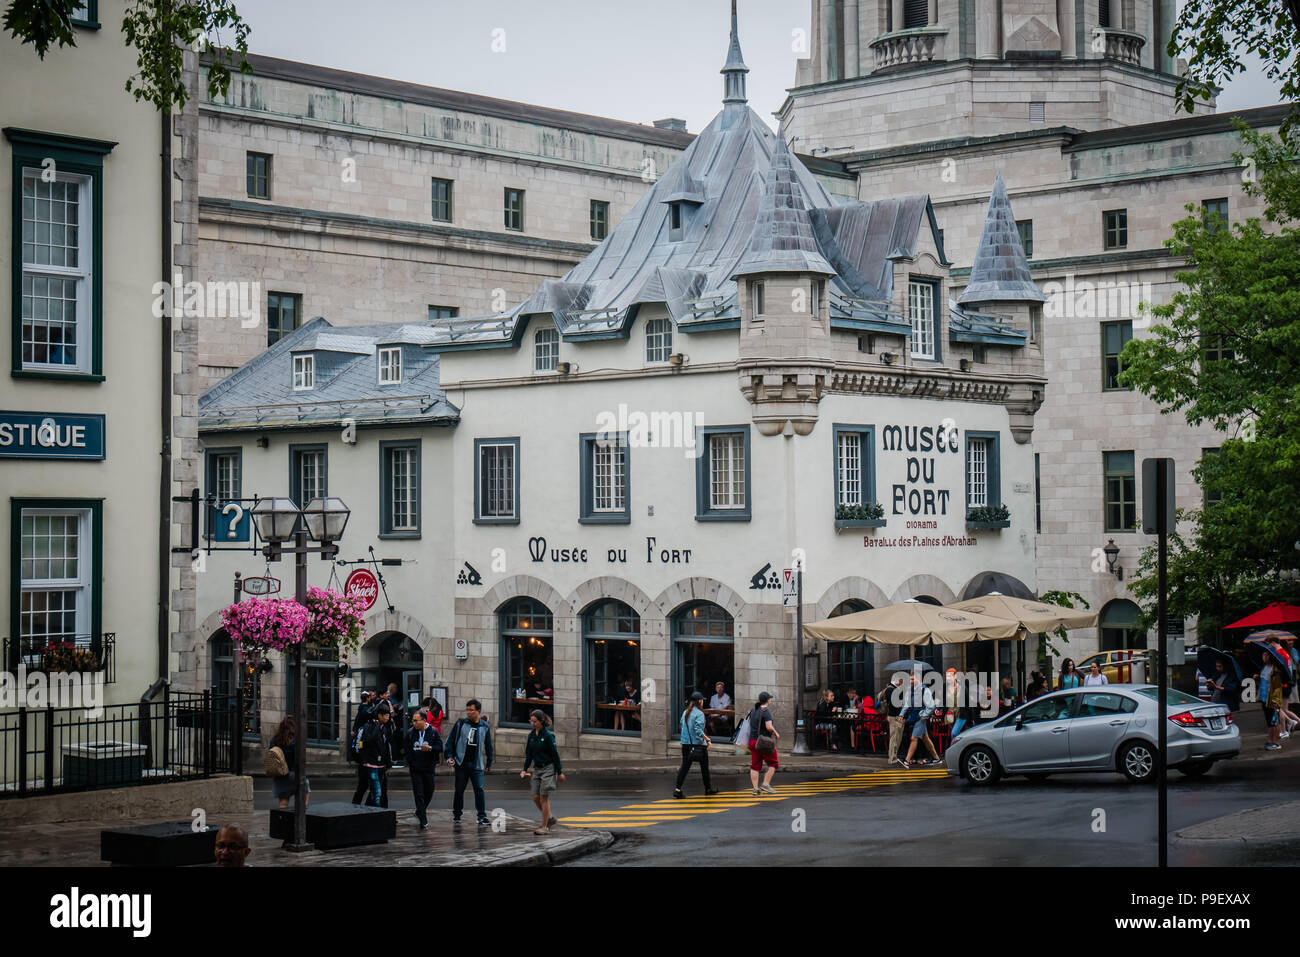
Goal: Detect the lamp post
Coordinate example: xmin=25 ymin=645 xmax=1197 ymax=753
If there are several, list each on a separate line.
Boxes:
xmin=251 ymin=495 xmax=350 ymax=852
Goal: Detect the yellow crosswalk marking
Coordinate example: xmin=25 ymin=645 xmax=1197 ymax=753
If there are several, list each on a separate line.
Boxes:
xmin=559 ymin=770 xmax=950 ymax=830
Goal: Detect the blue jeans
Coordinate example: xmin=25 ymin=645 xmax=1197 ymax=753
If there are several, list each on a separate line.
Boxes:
xmin=365 ymin=767 xmax=384 ymax=807
xmin=452 ymin=764 xmax=486 ymax=821
xmin=952 ymin=718 xmax=967 ymax=737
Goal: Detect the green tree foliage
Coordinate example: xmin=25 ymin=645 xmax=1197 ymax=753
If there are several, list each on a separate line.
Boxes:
xmin=3 ymin=0 xmax=250 ymax=111
xmin=1036 ymin=590 xmax=1091 ymax=657
xmin=1119 ymin=126 xmax=1300 ymax=633
xmin=1171 ymin=0 xmax=1300 ymax=138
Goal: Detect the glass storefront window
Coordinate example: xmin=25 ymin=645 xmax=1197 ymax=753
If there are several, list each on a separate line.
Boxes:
xmin=584 ymin=600 xmax=641 ymax=734
xmin=500 ymin=598 xmax=554 ymax=726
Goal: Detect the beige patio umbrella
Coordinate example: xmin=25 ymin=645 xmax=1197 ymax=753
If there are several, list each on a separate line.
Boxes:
xmin=802 ymin=600 xmax=1022 ymax=645
xmin=945 ymin=593 xmax=1098 ymax=633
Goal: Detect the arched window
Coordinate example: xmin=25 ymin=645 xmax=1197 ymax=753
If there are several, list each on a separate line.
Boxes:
xmin=500 ymin=598 xmax=554 ymax=727
xmin=210 ymin=629 xmax=260 ymax=740
xmin=584 ymin=600 xmax=641 ymax=735
xmin=672 ymin=602 xmax=735 ymax=736
xmin=827 ymin=600 xmax=874 ymax=699
xmin=1100 ymin=599 xmax=1145 ymax=650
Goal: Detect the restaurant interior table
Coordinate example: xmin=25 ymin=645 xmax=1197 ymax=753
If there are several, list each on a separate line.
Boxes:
xmin=595 ymin=702 xmax=641 ymax=730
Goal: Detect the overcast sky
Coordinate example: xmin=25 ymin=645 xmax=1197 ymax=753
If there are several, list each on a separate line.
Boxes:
xmin=226 ymin=0 xmax=1283 ymax=134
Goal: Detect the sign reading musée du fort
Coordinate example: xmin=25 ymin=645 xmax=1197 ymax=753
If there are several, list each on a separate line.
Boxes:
xmin=0 ymin=411 xmax=105 ymax=460
xmin=880 ymin=422 xmax=960 ymax=517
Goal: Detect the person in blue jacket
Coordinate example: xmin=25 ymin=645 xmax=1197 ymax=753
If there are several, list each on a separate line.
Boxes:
xmin=443 ymin=698 xmax=494 ymax=827
xmin=674 ymin=691 xmax=719 ymax=799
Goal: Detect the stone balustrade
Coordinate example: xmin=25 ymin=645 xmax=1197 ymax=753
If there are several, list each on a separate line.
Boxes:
xmin=869 ymin=27 xmax=949 ymax=72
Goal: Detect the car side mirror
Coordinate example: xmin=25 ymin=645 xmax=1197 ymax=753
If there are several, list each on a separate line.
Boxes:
xmin=1015 ymin=714 xmax=1024 ymax=730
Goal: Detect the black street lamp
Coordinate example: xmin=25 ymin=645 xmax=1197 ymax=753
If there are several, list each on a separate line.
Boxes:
xmin=251 ymin=495 xmax=351 ymax=852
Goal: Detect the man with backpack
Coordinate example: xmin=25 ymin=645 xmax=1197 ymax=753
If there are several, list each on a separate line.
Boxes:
xmin=358 ymin=701 xmax=395 ymax=807
xmin=878 ymin=675 xmax=906 ymax=766
xmin=444 ymin=698 xmax=494 ymax=827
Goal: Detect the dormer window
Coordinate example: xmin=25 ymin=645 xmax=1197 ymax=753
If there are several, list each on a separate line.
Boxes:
xmin=293 ymin=354 xmax=314 ymax=391
xmin=379 ymin=347 xmax=402 ymax=384
xmin=534 ymin=327 xmax=559 ymax=372
xmin=668 ymin=202 xmax=686 ymax=241
xmin=751 ymin=281 xmax=766 ymax=321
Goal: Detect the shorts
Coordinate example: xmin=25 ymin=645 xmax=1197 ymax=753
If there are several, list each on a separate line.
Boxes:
xmin=272 ymin=773 xmax=310 ymax=801
xmin=748 ymin=741 xmax=778 ymax=771
xmin=911 ymin=720 xmax=929 ymax=739
xmin=529 ymin=764 xmax=558 ymax=796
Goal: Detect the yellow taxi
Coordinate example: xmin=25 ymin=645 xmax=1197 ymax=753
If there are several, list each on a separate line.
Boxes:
xmin=1076 ymin=649 xmax=1157 ymax=684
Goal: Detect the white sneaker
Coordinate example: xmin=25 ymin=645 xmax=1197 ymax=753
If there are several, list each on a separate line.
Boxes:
xmin=1282 ymin=731 xmax=1291 ymax=739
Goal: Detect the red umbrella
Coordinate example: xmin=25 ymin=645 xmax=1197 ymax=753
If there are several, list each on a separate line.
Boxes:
xmin=1225 ymin=602 xmax=1300 ymax=630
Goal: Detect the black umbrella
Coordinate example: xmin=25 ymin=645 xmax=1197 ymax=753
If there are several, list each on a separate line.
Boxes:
xmin=1243 ymin=639 xmax=1293 ymax=681
xmin=1196 ymin=647 xmax=1241 ymax=683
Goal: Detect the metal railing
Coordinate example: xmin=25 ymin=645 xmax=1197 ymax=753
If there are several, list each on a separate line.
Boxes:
xmin=3 ymin=633 xmax=116 ymax=685
xmin=0 ymin=688 xmax=244 ymax=799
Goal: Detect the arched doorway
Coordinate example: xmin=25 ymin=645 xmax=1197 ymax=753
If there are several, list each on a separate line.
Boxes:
xmin=209 ymin=628 xmax=260 ymax=740
xmin=583 ymin=599 xmax=641 ymax=735
xmin=826 ymin=600 xmax=873 ymax=702
xmin=672 ymin=601 xmax=735 ymax=737
xmin=498 ymin=597 xmax=554 ymax=728
xmin=1100 ymin=599 xmax=1145 ymax=650
xmin=353 ymin=631 xmax=425 ymax=724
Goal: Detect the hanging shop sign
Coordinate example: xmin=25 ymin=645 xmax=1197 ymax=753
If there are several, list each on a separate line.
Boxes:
xmin=0 ymin=411 xmax=105 ymax=460
xmin=345 ymin=569 xmax=380 ymax=611
xmin=242 ymin=576 xmax=282 ymax=596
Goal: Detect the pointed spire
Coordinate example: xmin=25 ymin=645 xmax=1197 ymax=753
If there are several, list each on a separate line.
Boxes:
xmin=732 ymin=131 xmax=834 ymax=279
xmin=722 ymin=0 xmax=749 ymax=105
xmin=957 ymin=171 xmax=1046 ymax=305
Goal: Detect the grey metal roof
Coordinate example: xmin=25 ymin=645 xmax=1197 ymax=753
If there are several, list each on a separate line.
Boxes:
xmin=732 ymin=133 xmax=835 ymax=278
xmin=948 ymin=299 xmax=1029 ymax=345
xmin=957 ymin=172 xmax=1046 ymax=305
xmin=200 ymin=318 xmax=460 ymax=433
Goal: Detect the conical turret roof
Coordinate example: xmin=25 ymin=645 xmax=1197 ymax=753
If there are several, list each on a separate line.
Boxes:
xmin=732 ymin=132 xmax=834 ymax=278
xmin=957 ymin=172 xmax=1045 ymax=304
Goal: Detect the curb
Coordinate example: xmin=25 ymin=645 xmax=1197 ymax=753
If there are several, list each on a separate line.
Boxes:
xmin=1171 ymin=800 xmax=1300 ymax=851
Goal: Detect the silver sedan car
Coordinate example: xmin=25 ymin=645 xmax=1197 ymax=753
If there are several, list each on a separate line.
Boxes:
xmin=945 ymin=685 xmax=1240 ymax=785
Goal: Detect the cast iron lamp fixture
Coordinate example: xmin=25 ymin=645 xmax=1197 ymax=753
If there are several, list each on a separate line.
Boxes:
xmin=880 ymin=352 xmax=897 ymax=366
xmin=250 ymin=494 xmax=351 ymax=851
xmin=1104 ymin=538 xmax=1122 ymax=580
xmin=960 ymin=358 xmax=973 ymax=372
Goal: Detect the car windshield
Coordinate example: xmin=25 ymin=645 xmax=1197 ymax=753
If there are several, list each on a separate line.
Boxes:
xmin=1134 ymin=687 xmax=1204 ymax=706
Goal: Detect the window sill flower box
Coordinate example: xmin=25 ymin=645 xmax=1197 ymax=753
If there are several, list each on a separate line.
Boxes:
xmin=966 ymin=504 xmax=1010 ymax=530
xmin=835 ymin=504 xmax=886 ymax=529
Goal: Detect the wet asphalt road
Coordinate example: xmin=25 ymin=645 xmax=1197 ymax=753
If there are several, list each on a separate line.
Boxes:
xmin=253 ymin=758 xmax=1300 ymax=866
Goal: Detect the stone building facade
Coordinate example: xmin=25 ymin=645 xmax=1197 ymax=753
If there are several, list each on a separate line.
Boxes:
xmin=782 ymin=0 xmax=1284 ymax=661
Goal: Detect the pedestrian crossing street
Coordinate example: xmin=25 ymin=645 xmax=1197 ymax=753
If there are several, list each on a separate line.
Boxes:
xmin=557 ymin=768 xmax=950 ymax=829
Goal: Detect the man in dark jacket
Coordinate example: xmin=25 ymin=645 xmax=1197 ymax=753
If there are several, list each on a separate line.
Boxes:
xmin=350 ymin=693 xmax=376 ymax=804
xmin=404 ymin=709 xmax=443 ymax=828
xmin=443 ymin=698 xmax=493 ymax=827
xmin=358 ymin=702 xmax=395 ymax=808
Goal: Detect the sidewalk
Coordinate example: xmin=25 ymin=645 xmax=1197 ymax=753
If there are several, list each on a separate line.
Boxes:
xmin=0 ymin=805 xmax=613 ymax=868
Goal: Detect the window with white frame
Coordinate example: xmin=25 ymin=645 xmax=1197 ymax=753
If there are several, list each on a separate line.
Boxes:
xmin=837 ymin=432 xmax=862 ymax=506
xmin=21 ymin=170 xmax=91 ymax=371
xmin=967 ymin=438 xmax=989 ymax=507
xmin=382 ymin=442 xmax=419 ymax=536
xmin=645 ymin=317 xmax=672 ymax=363
xmin=20 ymin=509 xmax=91 ymax=647
xmin=293 ymin=448 xmax=327 ymax=506
xmin=908 ymin=279 xmax=936 ymax=359
xmin=378 ymin=347 xmax=402 ymax=384
xmin=534 ymin=328 xmax=559 ymax=372
xmin=592 ymin=439 xmax=626 ymax=512
xmin=709 ymin=433 xmax=746 ymax=509
xmin=293 ymin=354 xmax=314 ymax=390
xmin=477 ymin=440 xmax=518 ymax=521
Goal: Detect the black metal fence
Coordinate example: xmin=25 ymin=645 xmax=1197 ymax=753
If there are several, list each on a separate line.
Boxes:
xmin=0 ymin=688 xmax=244 ymax=799
xmin=3 ymin=633 xmax=116 ymax=684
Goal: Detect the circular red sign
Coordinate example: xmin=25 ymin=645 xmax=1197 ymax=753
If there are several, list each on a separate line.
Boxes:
xmin=345 ymin=569 xmax=379 ymax=611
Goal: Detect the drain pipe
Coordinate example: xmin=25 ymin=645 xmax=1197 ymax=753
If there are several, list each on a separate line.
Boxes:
xmin=157 ymin=106 xmax=174 ymax=686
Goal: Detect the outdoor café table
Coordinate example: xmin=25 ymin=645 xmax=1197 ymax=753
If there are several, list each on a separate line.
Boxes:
xmin=596 ymin=702 xmax=641 ymax=730
xmin=819 ymin=712 xmax=860 ymax=750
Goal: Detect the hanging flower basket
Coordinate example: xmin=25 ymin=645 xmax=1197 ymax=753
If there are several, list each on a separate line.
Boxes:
xmin=303 ymin=586 xmax=367 ymax=658
xmin=221 ymin=598 xmax=310 ymax=660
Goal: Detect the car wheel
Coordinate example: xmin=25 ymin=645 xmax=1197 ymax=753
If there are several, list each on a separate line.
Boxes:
xmin=1178 ymin=760 xmax=1214 ymax=778
xmin=1120 ymin=741 xmax=1157 ymax=783
xmin=963 ymin=746 xmax=1001 ymax=786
